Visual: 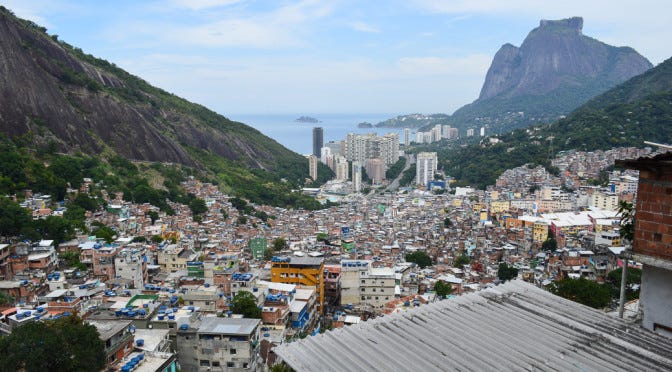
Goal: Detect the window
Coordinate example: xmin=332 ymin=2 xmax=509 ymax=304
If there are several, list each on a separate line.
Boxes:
xmin=212 ymin=362 xmax=220 ymax=367
xmin=375 ymin=297 xmax=379 ymax=300
xmin=361 ymin=280 xmax=365 ymax=284
xmin=372 ymin=288 xmax=376 ymax=292
xmin=243 ymin=362 xmax=249 ymax=368
xmin=361 ymin=296 xmax=365 ymax=301
xmin=200 ymin=360 xmax=210 ymax=367
xmin=227 ymin=362 xmax=235 ymax=368
xmin=231 ymin=348 xmax=237 ymax=354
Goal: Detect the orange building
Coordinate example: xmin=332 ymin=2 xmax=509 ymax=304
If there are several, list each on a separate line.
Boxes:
xmin=270 ymin=257 xmax=324 ymax=314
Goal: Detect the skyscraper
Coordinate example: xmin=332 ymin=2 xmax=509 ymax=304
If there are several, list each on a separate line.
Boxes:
xmin=313 ymin=127 xmax=324 ymax=156
xmin=308 ymin=155 xmax=318 ymax=181
xmin=416 ymin=152 xmax=438 ymax=187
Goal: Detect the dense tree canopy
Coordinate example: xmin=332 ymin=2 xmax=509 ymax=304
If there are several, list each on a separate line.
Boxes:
xmin=230 ymin=291 xmax=261 ymax=319
xmin=549 ymin=277 xmax=612 ymax=309
xmin=0 ymin=315 xmax=105 ymax=372
xmin=434 ymin=280 xmax=453 ymax=299
xmin=497 ymin=263 xmax=519 ymax=282
xmin=453 ymin=254 xmax=470 ymax=268
xmin=405 ymin=251 xmax=432 ymax=268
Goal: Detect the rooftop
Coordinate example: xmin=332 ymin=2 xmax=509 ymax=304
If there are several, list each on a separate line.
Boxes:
xmin=196 ymin=317 xmax=259 ymax=336
xmin=88 ymin=319 xmax=132 ymax=341
xmin=275 ymin=281 xmax=672 ymax=371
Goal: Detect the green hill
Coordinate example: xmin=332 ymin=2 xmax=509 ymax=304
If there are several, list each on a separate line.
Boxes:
xmin=0 ymin=6 xmax=331 ymax=208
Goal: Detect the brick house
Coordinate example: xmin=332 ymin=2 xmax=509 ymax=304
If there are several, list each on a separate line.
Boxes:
xmin=618 ymin=152 xmax=672 ymax=337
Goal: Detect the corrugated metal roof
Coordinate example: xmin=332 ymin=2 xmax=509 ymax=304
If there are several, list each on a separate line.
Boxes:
xmin=275 ymin=281 xmax=672 ymax=371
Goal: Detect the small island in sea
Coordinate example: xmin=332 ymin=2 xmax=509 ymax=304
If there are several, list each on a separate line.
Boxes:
xmin=357 ymin=122 xmax=373 ymax=128
xmin=295 ymin=116 xmax=321 ymax=123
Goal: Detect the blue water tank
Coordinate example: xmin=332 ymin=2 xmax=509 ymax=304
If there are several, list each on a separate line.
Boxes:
xmin=179 ymin=324 xmax=189 ymax=330
xmin=158 ymin=315 xmax=165 ymax=320
xmin=168 ymin=314 xmax=175 ymax=320
xmin=136 ymin=339 xmax=145 ymax=347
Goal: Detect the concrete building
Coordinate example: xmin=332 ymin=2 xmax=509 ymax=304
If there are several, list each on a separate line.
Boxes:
xmin=340 ymin=260 xmax=395 ymax=308
xmin=344 ymin=133 xmax=399 ymax=165
xmin=312 ymin=127 xmax=323 ymax=157
xmin=176 ymin=317 xmax=260 ymax=372
xmin=416 ymin=152 xmax=438 ymax=188
xmin=590 ymin=191 xmax=619 ymax=211
xmin=466 ymin=128 xmax=474 ymax=137
xmin=158 ymin=245 xmax=198 ymax=272
xmin=352 ymin=161 xmax=362 ymax=192
xmin=365 ymin=158 xmax=385 ymax=185
xmin=88 ymin=319 xmax=134 ymax=367
xmin=270 ymin=256 xmax=324 ymax=315
xmin=324 ymin=141 xmax=341 ymax=156
xmin=182 ymin=284 xmax=222 ymax=312
xmin=618 ymin=153 xmax=672 ymax=337
xmin=308 ymin=155 xmax=318 ymax=181
xmin=335 ymin=156 xmax=349 ymax=181
xmin=404 ymin=128 xmax=410 ymax=146
xmin=114 ymin=248 xmax=148 ymax=290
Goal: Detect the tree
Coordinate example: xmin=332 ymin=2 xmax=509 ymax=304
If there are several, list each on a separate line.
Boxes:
xmin=0 ymin=197 xmax=32 ymax=237
xmin=91 ymin=222 xmax=116 ymax=244
xmin=405 ymin=251 xmax=432 ymax=268
xmin=59 ymin=251 xmax=86 ymax=271
xmin=272 ymin=237 xmax=288 ymax=251
xmin=453 ymin=254 xmax=470 ymax=268
xmin=147 ymin=211 xmax=159 ymax=224
xmin=497 ymin=263 xmax=518 ymax=282
xmin=230 ymin=291 xmax=261 ymax=318
xmin=541 ymin=230 xmax=558 ymax=251
xmin=618 ymin=201 xmax=635 ymax=242
xmin=606 ymin=267 xmax=642 ymax=301
xmin=434 ymin=280 xmax=452 ymax=299
xmin=316 ymin=232 xmax=328 ymax=242
xmin=189 ymin=197 xmax=208 ymax=216
xmin=0 ymin=292 xmax=14 ymax=307
xmin=0 ymin=315 xmax=105 ymax=372
xmin=548 ymin=277 xmax=612 ymax=309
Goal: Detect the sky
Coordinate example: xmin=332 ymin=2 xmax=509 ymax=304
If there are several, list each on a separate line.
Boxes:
xmin=2 ymin=0 xmax=671 ymax=116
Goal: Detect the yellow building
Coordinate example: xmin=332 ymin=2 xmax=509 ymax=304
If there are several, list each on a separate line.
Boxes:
xmin=533 ymin=222 xmax=549 ymax=243
xmin=270 ymin=256 xmax=324 ymax=314
xmin=490 ymin=200 xmax=510 ymax=213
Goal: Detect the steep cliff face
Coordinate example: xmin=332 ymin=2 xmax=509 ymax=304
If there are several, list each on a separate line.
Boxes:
xmin=0 ymin=8 xmax=302 ymax=172
xmin=452 ymin=17 xmax=652 ymax=133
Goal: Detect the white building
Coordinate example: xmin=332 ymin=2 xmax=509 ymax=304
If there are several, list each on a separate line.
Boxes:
xmin=352 ymin=161 xmax=362 ymax=192
xmin=404 ymin=128 xmax=410 ymax=146
xmin=340 ymin=260 xmax=396 ymax=308
xmin=335 ymin=156 xmax=349 ymax=181
xmin=416 ymin=152 xmax=438 ymax=187
xmin=308 ymin=155 xmax=318 ymax=181
xmin=114 ymin=248 xmax=147 ymax=290
xmin=590 ymin=191 xmax=619 ymax=211
xmin=344 ymin=132 xmax=399 ymax=165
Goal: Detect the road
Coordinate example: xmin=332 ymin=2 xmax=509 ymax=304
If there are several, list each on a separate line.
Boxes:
xmin=386 ymin=153 xmax=414 ymax=191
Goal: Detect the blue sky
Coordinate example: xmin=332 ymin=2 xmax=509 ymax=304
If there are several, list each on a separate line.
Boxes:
xmin=2 ymin=0 xmax=671 ymax=116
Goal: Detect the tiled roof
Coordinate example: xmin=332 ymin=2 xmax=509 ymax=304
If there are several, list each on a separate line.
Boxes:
xmin=275 ymin=281 xmax=672 ymax=371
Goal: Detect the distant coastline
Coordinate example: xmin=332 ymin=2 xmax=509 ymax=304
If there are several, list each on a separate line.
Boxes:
xmin=295 ymin=116 xmax=321 ymax=123
xmin=357 ymin=122 xmax=373 ymax=128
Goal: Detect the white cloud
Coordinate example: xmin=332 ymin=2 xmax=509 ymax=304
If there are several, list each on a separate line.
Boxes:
xmin=102 ymin=0 xmax=335 ymax=48
xmin=350 ymin=21 xmax=381 ymax=33
xmin=396 ymin=55 xmax=491 ymax=76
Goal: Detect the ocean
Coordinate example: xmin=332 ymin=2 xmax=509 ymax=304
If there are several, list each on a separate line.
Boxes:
xmin=229 ymin=113 xmax=414 ymax=155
